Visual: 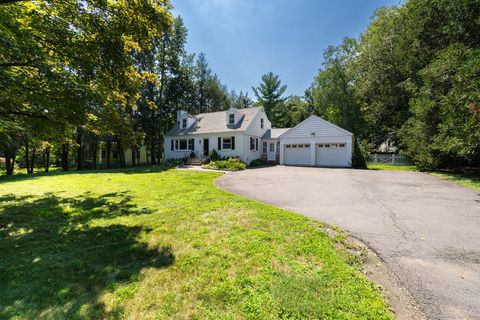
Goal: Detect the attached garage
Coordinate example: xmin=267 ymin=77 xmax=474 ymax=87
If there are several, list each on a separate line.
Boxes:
xmin=279 ymin=116 xmax=353 ymax=167
xmin=315 ymin=143 xmax=348 ymax=167
xmin=284 ymin=144 xmax=311 ymax=165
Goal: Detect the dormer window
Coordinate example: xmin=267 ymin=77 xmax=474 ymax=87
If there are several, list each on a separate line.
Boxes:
xmin=182 ymin=119 xmax=187 ymax=128
xmin=260 ymin=118 xmax=264 ymax=129
xmin=229 ymin=114 xmax=235 ymax=125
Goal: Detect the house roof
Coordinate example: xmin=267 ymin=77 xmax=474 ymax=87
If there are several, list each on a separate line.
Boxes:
xmin=166 ymin=107 xmax=264 ymax=136
xmin=279 ymin=115 xmax=353 ymax=138
xmin=262 ymin=128 xmax=290 ymax=139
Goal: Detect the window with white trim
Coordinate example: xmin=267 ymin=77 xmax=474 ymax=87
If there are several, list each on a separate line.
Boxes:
xmin=223 ymin=137 xmax=232 ymax=149
xmin=174 ymin=139 xmax=189 ymax=150
xmin=182 ymin=119 xmax=187 ymax=128
xmin=269 ymin=143 xmax=275 ymax=152
xmin=262 ymin=142 xmax=267 ymax=154
xmin=229 ymin=114 xmax=235 ymax=125
xmin=250 ymin=137 xmax=255 ymax=151
xmin=260 ymin=118 xmax=264 ymax=129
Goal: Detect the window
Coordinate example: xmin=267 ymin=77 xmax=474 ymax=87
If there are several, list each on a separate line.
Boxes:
xmin=223 ymin=137 xmax=232 ymax=149
xmin=263 ymin=142 xmax=267 ymax=154
xmin=179 ymin=139 xmax=188 ymax=150
xmin=260 ymin=118 xmax=264 ymax=128
xmin=250 ymin=137 xmax=255 ymax=151
xmin=229 ymin=114 xmax=235 ymax=125
xmin=269 ymin=143 xmax=275 ymax=152
xmin=188 ymin=139 xmax=194 ymax=150
xmin=324 ymin=144 xmax=330 ymax=148
xmin=174 ymin=139 xmax=188 ymax=151
xmin=339 ymin=143 xmax=346 ymax=147
xmin=182 ymin=119 xmax=187 ymax=128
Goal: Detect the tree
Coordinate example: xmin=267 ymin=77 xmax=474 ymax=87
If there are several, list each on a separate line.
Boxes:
xmin=400 ymin=44 xmax=480 ymax=170
xmin=309 ymin=38 xmax=362 ymax=135
xmin=252 ymin=72 xmax=288 ymax=126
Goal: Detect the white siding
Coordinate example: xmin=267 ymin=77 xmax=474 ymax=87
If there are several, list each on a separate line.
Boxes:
xmin=243 ymin=134 xmax=262 ymax=164
xmin=279 ymin=116 xmax=353 ymax=167
xmin=245 ymin=108 xmax=271 ymax=137
xmin=281 ymin=116 xmax=351 ymax=138
xmin=164 ymin=133 xmax=247 ymax=162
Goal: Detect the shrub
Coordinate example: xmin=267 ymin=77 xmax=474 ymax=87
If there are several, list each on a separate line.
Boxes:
xmin=248 ymin=159 xmax=267 ymax=167
xmin=210 ymin=149 xmax=220 ymax=161
xmin=352 ymin=138 xmax=367 ymax=169
xmin=202 ymin=158 xmax=246 ymax=171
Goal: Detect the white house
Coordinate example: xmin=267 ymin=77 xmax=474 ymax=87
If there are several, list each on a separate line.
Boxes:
xmin=164 ymin=107 xmax=353 ymax=167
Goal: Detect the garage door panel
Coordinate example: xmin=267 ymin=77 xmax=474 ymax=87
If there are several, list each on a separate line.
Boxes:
xmin=284 ymin=144 xmax=310 ymax=165
xmin=315 ymin=143 xmax=348 ymax=166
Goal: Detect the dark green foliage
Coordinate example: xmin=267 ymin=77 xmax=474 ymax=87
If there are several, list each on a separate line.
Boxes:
xmin=209 ymin=149 xmax=220 ymax=161
xmin=202 ymin=158 xmax=247 ymax=171
xmin=307 ymin=0 xmax=480 ymax=171
xmin=252 ymin=72 xmax=289 ymax=127
xmin=248 ymin=159 xmax=268 ymax=167
xmin=352 ymin=139 xmax=367 ymax=169
xmin=399 ymin=44 xmax=480 ymax=170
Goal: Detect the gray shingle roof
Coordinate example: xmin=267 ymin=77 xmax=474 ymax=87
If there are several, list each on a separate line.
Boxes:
xmin=262 ymin=128 xmax=290 ymax=139
xmin=166 ymin=107 xmax=263 ymax=136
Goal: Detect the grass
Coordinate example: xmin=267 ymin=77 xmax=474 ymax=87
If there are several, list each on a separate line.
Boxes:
xmin=0 ymin=166 xmax=392 ymax=319
xmin=431 ymin=172 xmax=480 ymax=191
xmin=368 ymin=164 xmax=417 ymax=171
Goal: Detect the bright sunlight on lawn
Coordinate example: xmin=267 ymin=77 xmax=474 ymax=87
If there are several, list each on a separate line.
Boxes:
xmin=0 ymin=166 xmax=392 ymax=319
xmin=431 ymin=172 xmax=480 ymax=191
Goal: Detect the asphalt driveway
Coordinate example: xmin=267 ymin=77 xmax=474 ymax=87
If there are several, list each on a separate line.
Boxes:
xmin=216 ymin=166 xmax=480 ymax=320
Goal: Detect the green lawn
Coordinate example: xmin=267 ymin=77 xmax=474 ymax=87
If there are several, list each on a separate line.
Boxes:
xmin=431 ymin=172 xmax=480 ymax=191
xmin=367 ymin=164 xmax=417 ymax=171
xmin=0 ymin=166 xmax=392 ymax=319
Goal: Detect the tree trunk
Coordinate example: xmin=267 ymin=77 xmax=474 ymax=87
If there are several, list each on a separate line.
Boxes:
xmin=5 ymin=155 xmax=14 ymax=175
xmin=30 ymin=147 xmax=36 ymax=174
xmin=131 ymin=148 xmax=136 ymax=166
xmin=76 ymin=128 xmax=83 ymax=170
xmin=117 ymin=139 xmax=125 ymax=167
xmin=92 ymin=142 xmax=98 ymax=170
xmin=24 ymin=143 xmax=31 ymax=174
xmin=150 ymin=141 xmax=156 ymax=165
xmin=106 ymin=141 xmax=112 ymax=169
xmin=61 ymin=143 xmax=69 ymax=171
xmin=44 ymin=147 xmax=50 ymax=172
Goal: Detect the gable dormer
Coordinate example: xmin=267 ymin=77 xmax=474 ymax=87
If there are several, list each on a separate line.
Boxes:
xmin=226 ymin=107 xmax=243 ymax=126
xmin=176 ymin=110 xmax=196 ymax=129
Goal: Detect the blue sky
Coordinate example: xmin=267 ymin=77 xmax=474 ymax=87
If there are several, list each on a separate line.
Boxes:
xmin=172 ymin=0 xmax=401 ymax=98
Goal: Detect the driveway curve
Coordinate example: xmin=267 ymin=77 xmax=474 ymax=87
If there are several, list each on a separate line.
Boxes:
xmin=216 ymin=166 xmax=480 ymax=320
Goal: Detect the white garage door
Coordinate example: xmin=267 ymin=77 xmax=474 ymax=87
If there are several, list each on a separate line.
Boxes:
xmin=315 ymin=143 xmax=348 ymax=166
xmin=284 ymin=144 xmax=311 ymax=165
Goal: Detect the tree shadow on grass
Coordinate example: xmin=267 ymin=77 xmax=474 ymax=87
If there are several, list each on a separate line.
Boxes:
xmin=0 ymin=192 xmax=174 ymax=319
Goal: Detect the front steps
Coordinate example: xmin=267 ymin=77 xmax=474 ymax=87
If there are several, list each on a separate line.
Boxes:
xmin=185 ymin=157 xmax=203 ymax=166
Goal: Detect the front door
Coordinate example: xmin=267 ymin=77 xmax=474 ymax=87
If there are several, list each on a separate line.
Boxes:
xmin=267 ymin=142 xmax=276 ymax=161
xmin=203 ymin=138 xmax=209 ymax=156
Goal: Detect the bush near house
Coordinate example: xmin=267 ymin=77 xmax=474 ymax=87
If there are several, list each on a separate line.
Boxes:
xmin=202 ymin=157 xmax=246 ymax=171
xmin=248 ymin=159 xmax=268 ymax=167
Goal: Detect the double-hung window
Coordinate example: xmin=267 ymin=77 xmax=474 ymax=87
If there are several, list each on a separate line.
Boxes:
xmin=250 ymin=137 xmax=255 ymax=151
xmin=223 ymin=137 xmax=232 ymax=149
xmin=260 ymin=118 xmax=264 ymax=129
xmin=182 ymin=119 xmax=187 ymax=128
xmin=178 ymin=139 xmax=188 ymax=150
xmin=229 ymin=114 xmax=235 ymax=125
xmin=262 ymin=142 xmax=267 ymax=154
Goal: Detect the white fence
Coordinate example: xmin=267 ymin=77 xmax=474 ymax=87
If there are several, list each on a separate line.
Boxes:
xmin=369 ymin=153 xmax=414 ymax=166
